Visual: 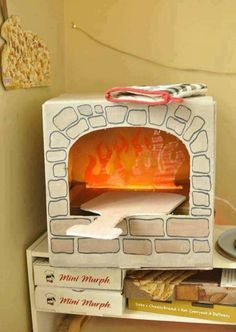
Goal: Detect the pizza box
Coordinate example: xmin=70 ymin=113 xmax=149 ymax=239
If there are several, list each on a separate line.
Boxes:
xmin=34 ymin=258 xmax=123 ymax=290
xmin=35 ymin=286 xmax=124 ymax=316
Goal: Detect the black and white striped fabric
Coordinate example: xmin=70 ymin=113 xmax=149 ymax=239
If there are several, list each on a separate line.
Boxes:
xmin=137 ymin=83 xmax=207 ymax=98
xmin=105 ymin=83 xmax=207 ymax=105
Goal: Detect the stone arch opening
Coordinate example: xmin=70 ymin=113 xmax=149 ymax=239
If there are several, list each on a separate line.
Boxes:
xmin=68 ymin=127 xmax=190 ymax=216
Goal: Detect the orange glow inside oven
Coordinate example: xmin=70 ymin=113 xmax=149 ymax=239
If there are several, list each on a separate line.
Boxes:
xmin=68 ymin=127 xmax=190 ymax=213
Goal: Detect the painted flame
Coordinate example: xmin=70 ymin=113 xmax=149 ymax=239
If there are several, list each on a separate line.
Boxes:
xmin=69 ymin=128 xmax=189 ymax=190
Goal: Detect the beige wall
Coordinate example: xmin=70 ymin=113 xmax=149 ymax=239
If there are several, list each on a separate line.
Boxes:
xmin=0 ymin=1 xmax=65 ymax=332
xmin=1 ymin=1 xmax=236 ymax=331
xmin=64 ymin=0 xmax=236 ymax=225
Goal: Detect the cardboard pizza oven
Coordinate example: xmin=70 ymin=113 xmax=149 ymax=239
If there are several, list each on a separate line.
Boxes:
xmin=42 ymin=94 xmax=215 ymax=268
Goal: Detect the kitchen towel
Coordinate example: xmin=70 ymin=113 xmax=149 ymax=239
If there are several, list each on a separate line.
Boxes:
xmin=105 ymin=83 xmax=207 ymax=105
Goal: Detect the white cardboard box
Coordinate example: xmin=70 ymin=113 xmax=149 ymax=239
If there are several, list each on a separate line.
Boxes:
xmin=43 ymin=95 xmax=216 ymax=269
xmin=34 ymin=258 xmax=123 ymax=290
xmin=35 ymin=286 xmax=124 ymax=316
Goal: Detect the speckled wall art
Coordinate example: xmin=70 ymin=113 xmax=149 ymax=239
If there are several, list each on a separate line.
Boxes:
xmin=0 ymin=1 xmax=51 ymax=90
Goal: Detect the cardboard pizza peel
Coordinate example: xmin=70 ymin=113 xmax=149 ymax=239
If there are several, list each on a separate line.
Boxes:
xmin=67 ymin=192 xmax=186 ymax=239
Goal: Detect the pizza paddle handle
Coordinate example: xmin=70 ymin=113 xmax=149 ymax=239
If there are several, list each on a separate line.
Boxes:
xmin=66 ymin=213 xmax=123 ymax=239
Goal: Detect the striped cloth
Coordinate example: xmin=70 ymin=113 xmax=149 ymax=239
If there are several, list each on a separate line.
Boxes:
xmin=105 ymin=83 xmax=207 ymax=105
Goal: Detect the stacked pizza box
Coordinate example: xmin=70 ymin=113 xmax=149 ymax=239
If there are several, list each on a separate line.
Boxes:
xmin=34 ymin=258 xmax=124 ymax=316
xmin=34 ymin=256 xmax=236 ymax=324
